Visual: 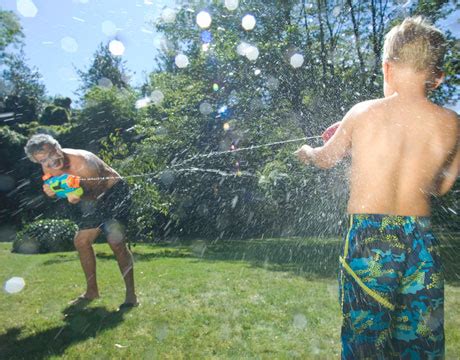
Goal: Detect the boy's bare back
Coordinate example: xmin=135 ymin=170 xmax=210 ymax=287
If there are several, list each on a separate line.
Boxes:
xmin=346 ymin=96 xmax=458 ymax=216
xmin=296 ymin=16 xmax=459 ymax=217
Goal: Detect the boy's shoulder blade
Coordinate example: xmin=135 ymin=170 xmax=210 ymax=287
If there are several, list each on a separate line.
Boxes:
xmin=349 ymin=98 xmax=386 ymax=117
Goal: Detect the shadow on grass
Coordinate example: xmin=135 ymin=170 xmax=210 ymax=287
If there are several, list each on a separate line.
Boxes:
xmin=0 ymin=302 xmax=133 ymax=359
xmin=96 ymin=247 xmax=192 ymax=262
xmin=199 ymin=238 xmax=341 ymax=278
xmin=128 ymin=238 xmax=342 ymax=279
xmin=126 ymin=235 xmax=460 ymax=284
xmin=42 ymin=254 xmax=77 ymax=266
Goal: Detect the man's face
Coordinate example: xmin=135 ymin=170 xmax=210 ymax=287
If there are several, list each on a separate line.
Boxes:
xmin=33 ymin=145 xmax=65 ymax=170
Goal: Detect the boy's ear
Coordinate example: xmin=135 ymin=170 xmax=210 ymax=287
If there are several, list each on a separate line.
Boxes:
xmin=432 ymin=72 xmax=445 ymax=90
xmin=382 ymin=61 xmax=394 ymax=83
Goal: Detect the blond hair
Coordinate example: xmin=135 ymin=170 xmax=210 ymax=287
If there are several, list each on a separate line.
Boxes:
xmin=383 ymin=16 xmax=446 ymax=78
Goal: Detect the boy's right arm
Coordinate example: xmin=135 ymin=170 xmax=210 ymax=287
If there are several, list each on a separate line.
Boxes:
xmin=296 ymin=104 xmax=358 ymax=169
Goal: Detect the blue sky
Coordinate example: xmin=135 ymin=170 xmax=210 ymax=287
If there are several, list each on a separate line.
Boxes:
xmin=2 ymin=0 xmax=175 ymax=97
xmin=2 ymin=0 xmax=459 ymax=110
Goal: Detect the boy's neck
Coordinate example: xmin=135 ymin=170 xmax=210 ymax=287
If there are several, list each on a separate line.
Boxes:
xmin=386 ymin=66 xmax=430 ymax=101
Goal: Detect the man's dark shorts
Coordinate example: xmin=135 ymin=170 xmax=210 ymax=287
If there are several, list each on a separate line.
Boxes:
xmin=75 ymin=180 xmax=131 ymax=235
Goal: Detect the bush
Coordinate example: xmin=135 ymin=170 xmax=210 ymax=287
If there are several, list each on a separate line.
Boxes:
xmin=12 ymin=219 xmax=78 ymax=254
xmin=40 ymin=104 xmax=70 ymax=125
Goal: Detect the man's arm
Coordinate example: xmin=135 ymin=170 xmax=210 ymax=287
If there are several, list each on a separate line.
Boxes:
xmin=296 ymin=106 xmax=357 ymax=169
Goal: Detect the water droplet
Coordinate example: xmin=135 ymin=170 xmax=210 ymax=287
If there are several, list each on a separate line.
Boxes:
xmin=245 ymin=45 xmax=259 ymax=61
xmin=332 ymin=6 xmax=341 ymax=17
xmin=237 ymin=42 xmax=250 ymax=56
xmin=98 ymin=77 xmax=113 ymax=88
xmin=61 ymin=37 xmax=78 ymax=53
xmin=160 ymin=170 xmax=175 ymax=186
xmin=225 ymin=0 xmax=239 ymax=11
xmin=293 ymin=313 xmax=308 ymax=329
xmin=242 ymin=14 xmax=256 ymax=31
xmin=101 ymin=20 xmax=117 ymax=36
xmin=290 ymin=53 xmax=304 ymax=68
xmin=196 ymin=11 xmax=212 ymax=29
xmin=161 ymin=8 xmax=176 ymax=23
xmin=175 ymin=54 xmax=189 ymax=68
xmin=135 ymin=97 xmax=151 ymax=109
xmin=0 ymin=175 xmax=15 ymax=191
xmin=201 ymin=31 xmax=212 ymax=43
xmin=4 ymin=277 xmax=25 ymax=294
xmin=150 ymin=90 xmax=164 ymax=105
xmin=199 ymin=102 xmax=213 ymax=115
xmin=109 ymin=40 xmax=125 ymax=56
xmin=105 ymin=221 xmax=124 ymax=244
xmin=266 ymin=76 xmax=279 ymax=89
xmin=17 ymin=0 xmax=38 ymax=18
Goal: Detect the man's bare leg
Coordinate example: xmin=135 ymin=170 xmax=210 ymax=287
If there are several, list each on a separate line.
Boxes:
xmin=73 ymin=228 xmax=101 ymax=300
xmin=108 ymin=236 xmax=137 ymax=305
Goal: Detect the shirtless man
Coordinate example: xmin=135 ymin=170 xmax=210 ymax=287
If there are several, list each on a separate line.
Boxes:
xmin=296 ymin=17 xmax=458 ymax=359
xmin=24 ymin=134 xmax=138 ymax=308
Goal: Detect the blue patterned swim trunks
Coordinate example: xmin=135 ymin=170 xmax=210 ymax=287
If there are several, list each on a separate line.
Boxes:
xmin=339 ymin=214 xmax=444 ymax=359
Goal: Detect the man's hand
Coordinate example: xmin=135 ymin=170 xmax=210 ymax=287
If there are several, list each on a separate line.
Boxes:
xmin=67 ymin=194 xmax=81 ymax=204
xmin=43 ymin=184 xmax=56 ymax=197
xmin=294 ymin=145 xmax=315 ymax=165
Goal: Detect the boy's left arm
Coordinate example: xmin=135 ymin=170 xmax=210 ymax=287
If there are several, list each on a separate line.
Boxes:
xmin=296 ymin=107 xmax=356 ymax=169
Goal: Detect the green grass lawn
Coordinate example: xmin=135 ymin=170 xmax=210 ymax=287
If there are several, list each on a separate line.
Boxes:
xmin=1 ymin=237 xmax=459 ymax=359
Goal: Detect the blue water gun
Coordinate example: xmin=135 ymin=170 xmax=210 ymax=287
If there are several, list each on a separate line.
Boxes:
xmin=42 ymin=173 xmax=84 ymax=199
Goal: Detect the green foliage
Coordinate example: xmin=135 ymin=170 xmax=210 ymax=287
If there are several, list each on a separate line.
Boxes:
xmin=0 ymin=52 xmax=46 ymax=122
xmin=0 ymin=125 xmax=27 ymax=148
xmin=128 ymin=181 xmax=171 ymax=242
xmin=53 ymin=96 xmax=72 ymax=110
xmin=40 ymin=104 xmax=70 ymax=125
xmin=0 ymin=124 xmax=28 ymax=174
xmin=0 ymin=9 xmax=23 ymax=55
xmin=1 ymin=1 xmax=458 ymax=241
xmin=99 ymin=130 xmax=129 ymax=164
xmin=12 ymin=219 xmax=78 ymax=254
xmin=76 ymin=42 xmax=130 ymax=94
xmin=77 ymin=87 xmax=136 ymax=148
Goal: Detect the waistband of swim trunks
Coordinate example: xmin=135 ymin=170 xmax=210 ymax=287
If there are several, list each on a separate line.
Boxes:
xmin=348 ymin=213 xmax=431 ymax=227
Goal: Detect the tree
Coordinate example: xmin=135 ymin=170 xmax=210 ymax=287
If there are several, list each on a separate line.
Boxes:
xmin=0 ymin=10 xmax=45 ymax=124
xmin=76 ymin=43 xmax=131 ymax=94
xmin=0 ymin=52 xmax=46 ymax=123
xmin=120 ymin=0 xmax=458 ymax=240
xmin=0 ymin=9 xmax=23 ymax=60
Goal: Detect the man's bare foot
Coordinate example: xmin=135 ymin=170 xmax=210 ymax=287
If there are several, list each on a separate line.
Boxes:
xmin=68 ymin=293 xmax=99 ymax=305
xmin=118 ymin=294 xmax=138 ymax=310
xmin=118 ymin=301 xmax=139 ymax=311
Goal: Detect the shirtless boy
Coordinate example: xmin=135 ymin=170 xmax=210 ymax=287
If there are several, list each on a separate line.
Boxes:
xmin=25 ymin=134 xmax=138 ymax=308
xmin=296 ymin=17 xmax=459 ymax=359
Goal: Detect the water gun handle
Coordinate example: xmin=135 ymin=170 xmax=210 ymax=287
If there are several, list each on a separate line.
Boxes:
xmin=42 ymin=174 xmax=84 ymax=199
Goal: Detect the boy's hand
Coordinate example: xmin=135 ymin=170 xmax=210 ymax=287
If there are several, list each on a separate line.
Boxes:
xmin=295 ymin=145 xmax=314 ymax=165
xmin=67 ymin=194 xmax=81 ymax=204
xmin=43 ymin=184 xmax=56 ymax=197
